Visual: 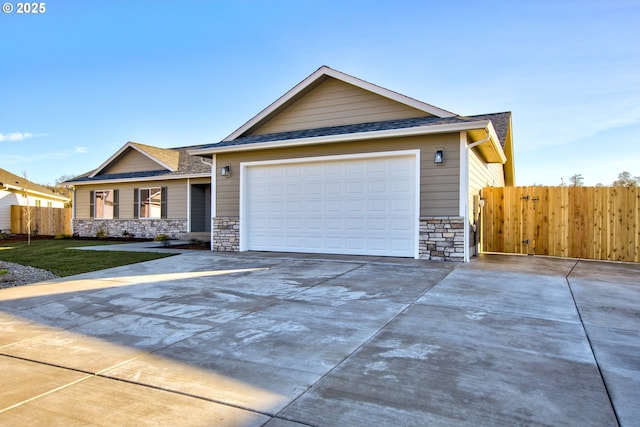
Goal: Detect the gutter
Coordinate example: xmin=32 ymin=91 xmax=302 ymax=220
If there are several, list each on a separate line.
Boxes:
xmin=189 ymin=120 xmax=496 ymax=156
xmin=65 ymin=173 xmax=211 ymax=186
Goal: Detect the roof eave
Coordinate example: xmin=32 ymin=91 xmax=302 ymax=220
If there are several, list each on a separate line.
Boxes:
xmin=468 ymin=123 xmax=508 ymax=164
xmin=1 ymin=184 xmax=70 ymax=202
xmin=190 ymin=121 xmax=494 ymax=156
xmin=66 ymin=172 xmax=211 ymax=186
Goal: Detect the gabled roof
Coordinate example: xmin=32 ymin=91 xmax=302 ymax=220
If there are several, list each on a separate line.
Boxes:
xmin=223 ymin=65 xmax=457 ymax=141
xmin=89 ymin=141 xmax=180 ymax=178
xmin=0 ymin=168 xmax=69 ymax=202
xmin=67 ymin=144 xmax=211 ymax=185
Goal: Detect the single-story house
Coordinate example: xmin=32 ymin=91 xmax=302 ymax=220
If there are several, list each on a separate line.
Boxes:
xmin=0 ymin=168 xmax=70 ymax=233
xmin=68 ymin=66 xmax=514 ymax=261
xmin=65 ymin=142 xmax=212 ymax=240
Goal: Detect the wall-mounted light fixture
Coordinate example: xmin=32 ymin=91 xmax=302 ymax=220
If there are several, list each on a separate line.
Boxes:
xmin=220 ymin=165 xmax=231 ymax=177
xmin=434 ymin=149 xmax=444 ymax=165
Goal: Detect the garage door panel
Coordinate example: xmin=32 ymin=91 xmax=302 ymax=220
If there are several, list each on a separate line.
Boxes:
xmin=392 ymin=217 xmax=412 ymax=231
xmin=326 ymin=182 xmax=343 ymax=195
xmin=305 ymin=182 xmax=322 ymax=195
xmin=305 ymin=200 xmax=322 ymax=213
xmin=267 ymin=201 xmax=283 ymax=213
xmin=245 ymin=154 xmax=416 ymax=257
xmin=325 ymin=217 xmax=343 ymax=230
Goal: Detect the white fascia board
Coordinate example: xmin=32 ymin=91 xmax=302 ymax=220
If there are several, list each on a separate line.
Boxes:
xmin=89 ymin=142 xmax=176 ymax=178
xmin=192 ymin=121 xmax=492 ymax=156
xmin=223 ymin=66 xmax=456 ymax=142
xmin=68 ymin=173 xmax=211 ymax=186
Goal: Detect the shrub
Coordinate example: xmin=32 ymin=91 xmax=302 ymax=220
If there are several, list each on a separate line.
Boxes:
xmin=96 ymin=228 xmax=109 ymax=239
xmin=55 ymin=233 xmax=73 ymax=240
xmin=154 ymin=234 xmax=171 ymax=247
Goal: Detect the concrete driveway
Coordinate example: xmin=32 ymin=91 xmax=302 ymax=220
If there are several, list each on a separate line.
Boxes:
xmin=0 ymin=248 xmax=638 ymax=426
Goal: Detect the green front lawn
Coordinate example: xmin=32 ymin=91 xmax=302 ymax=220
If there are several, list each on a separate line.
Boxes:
xmin=0 ymin=240 xmax=176 ymax=277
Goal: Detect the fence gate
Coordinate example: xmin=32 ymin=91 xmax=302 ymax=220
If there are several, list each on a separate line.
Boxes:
xmin=481 ymin=186 xmax=640 ymax=262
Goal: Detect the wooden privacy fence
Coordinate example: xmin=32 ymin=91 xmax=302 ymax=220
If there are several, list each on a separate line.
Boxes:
xmin=11 ymin=205 xmax=72 ymax=236
xmin=481 ymin=186 xmax=640 ymax=262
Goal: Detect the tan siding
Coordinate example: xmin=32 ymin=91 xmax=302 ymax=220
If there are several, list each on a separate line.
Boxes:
xmin=468 ymin=147 xmax=506 ymax=235
xmin=74 ymin=180 xmax=189 ymax=219
xmin=469 ymin=148 xmax=505 ymax=197
xmin=101 ymin=149 xmax=165 ymax=175
xmin=251 ymin=78 xmax=431 ymax=135
xmin=216 ymin=133 xmax=461 ymax=218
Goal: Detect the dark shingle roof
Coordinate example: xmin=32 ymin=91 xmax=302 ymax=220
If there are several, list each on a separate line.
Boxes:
xmin=68 ymin=112 xmax=511 ymax=184
xmin=198 ymin=112 xmax=511 ymax=151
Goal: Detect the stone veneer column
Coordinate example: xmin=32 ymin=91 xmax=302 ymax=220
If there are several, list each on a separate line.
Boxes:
xmin=419 ymin=216 xmax=466 ymax=261
xmin=212 ymin=216 xmax=240 ymax=252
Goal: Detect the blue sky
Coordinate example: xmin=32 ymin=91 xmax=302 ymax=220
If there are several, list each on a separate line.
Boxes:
xmin=1 ymin=0 xmax=639 ymax=186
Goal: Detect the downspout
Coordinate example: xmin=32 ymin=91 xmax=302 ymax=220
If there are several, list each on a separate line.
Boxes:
xmin=72 ymin=186 xmax=76 ymax=236
xmin=467 ymin=130 xmax=491 ymax=150
xmin=186 ymin=178 xmax=191 ymax=238
xmin=200 ymin=156 xmax=214 ymax=250
xmin=463 ymin=128 xmax=491 ymax=262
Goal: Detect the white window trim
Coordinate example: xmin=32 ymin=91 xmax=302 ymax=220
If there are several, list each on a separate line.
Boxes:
xmin=94 ymin=189 xmax=115 ymax=220
xmin=138 ymin=187 xmax=163 ymax=219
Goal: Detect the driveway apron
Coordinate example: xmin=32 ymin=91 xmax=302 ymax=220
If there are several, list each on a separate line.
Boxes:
xmin=0 ymin=248 xmax=637 ymax=426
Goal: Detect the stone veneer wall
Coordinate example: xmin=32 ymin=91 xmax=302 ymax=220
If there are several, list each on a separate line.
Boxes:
xmin=73 ymin=219 xmax=187 ymax=239
xmin=212 ymin=216 xmax=240 ymax=252
xmin=418 ymin=216 xmax=466 ymax=261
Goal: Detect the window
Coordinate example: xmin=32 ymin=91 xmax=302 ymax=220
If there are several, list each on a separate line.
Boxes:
xmin=91 ymin=190 xmax=119 ymax=219
xmin=35 ymin=200 xmax=41 ymax=207
xmin=135 ymin=187 xmax=167 ymax=219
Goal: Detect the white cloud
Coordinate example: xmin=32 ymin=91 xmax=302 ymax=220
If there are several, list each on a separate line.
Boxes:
xmin=74 ymin=146 xmax=88 ymax=153
xmin=0 ymin=152 xmax=70 ymax=165
xmin=0 ymin=132 xmax=35 ymax=142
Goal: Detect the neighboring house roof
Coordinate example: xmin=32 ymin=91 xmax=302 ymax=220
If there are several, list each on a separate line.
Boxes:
xmin=224 ymin=65 xmax=457 ymax=141
xmin=66 ymin=143 xmax=212 ymax=185
xmin=0 ymin=168 xmax=69 ymax=202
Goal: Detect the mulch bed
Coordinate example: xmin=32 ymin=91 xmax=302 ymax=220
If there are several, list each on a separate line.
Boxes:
xmin=169 ymin=241 xmax=211 ymax=250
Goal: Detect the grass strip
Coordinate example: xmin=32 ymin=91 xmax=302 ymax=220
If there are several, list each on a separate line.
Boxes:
xmin=0 ymin=240 xmax=176 ymax=277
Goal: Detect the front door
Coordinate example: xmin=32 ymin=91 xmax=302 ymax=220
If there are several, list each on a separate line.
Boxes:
xmin=190 ymin=184 xmax=211 ymax=232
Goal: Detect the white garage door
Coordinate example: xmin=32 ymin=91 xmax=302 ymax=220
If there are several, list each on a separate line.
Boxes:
xmin=242 ymin=152 xmax=418 ymax=257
